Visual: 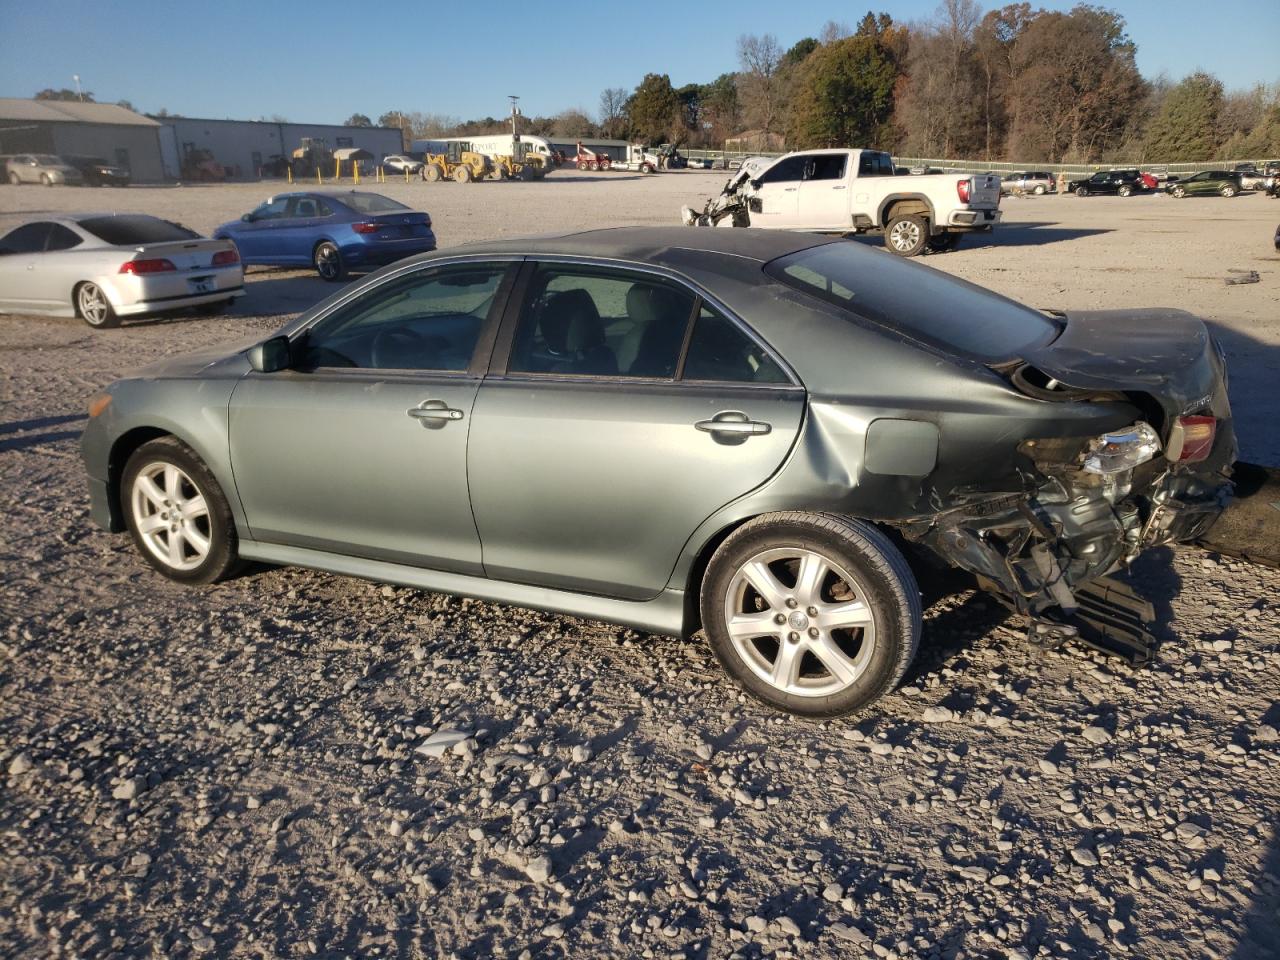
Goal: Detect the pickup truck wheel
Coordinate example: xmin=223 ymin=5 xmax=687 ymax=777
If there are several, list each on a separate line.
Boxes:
xmin=886 ymin=215 xmax=928 ymax=257
xmin=926 ymin=233 xmax=960 ymax=253
xmin=1075 ymin=186 xmax=1089 ymax=197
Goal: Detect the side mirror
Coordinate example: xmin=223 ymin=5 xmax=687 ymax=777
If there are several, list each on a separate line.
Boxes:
xmin=241 ymin=213 xmax=255 ymax=223
xmin=247 ymin=336 xmax=291 ymax=373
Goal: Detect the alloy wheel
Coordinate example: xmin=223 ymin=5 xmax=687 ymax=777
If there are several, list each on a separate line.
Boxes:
xmin=77 ymin=283 xmax=109 ymax=326
xmin=889 ymin=219 xmax=921 ymax=253
xmin=723 ymin=547 xmax=878 ymax=698
xmin=130 ymin=462 xmax=212 ymax=572
xmin=315 ymin=243 xmax=340 ymax=280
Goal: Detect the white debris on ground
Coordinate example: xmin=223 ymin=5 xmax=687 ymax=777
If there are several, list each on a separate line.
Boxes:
xmin=1 ymin=174 xmax=1278 ymax=959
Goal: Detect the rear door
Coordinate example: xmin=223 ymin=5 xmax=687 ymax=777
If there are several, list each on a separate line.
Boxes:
xmin=750 ymin=155 xmax=805 ymax=227
xmin=797 ymin=153 xmax=852 ymax=230
xmin=467 ymin=261 xmax=805 ymax=600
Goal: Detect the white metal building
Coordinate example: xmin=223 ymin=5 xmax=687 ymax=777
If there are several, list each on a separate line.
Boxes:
xmin=0 ymin=99 xmax=167 ymax=182
xmin=159 ymin=118 xmax=404 ymax=180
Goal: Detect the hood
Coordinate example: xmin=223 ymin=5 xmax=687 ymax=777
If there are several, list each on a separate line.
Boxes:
xmin=133 ymin=335 xmax=260 ymax=379
xmin=1017 ymin=308 xmax=1229 ymax=420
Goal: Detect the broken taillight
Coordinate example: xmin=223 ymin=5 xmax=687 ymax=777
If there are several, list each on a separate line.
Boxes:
xmin=1166 ymin=415 xmax=1216 ymax=463
xmin=1082 ymin=422 xmax=1161 ymax=475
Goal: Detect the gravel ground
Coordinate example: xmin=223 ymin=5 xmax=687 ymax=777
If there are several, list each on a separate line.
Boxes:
xmin=2 ymin=174 xmax=1279 ymax=960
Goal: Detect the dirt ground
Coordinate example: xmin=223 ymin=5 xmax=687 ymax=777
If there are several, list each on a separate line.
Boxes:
xmin=2 ymin=173 xmax=1279 ymax=960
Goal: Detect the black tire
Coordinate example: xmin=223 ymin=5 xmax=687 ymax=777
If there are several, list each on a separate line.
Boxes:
xmin=518 ymin=165 xmax=534 ymax=182
xmin=1075 ymin=186 xmax=1088 ymax=197
xmin=1171 ymin=185 xmax=1186 ymax=198
xmin=313 ymin=241 xmax=346 ymax=282
xmin=454 ymin=164 xmax=471 ymax=183
xmin=121 ymin=437 xmax=240 ymax=585
xmin=1220 ymin=184 xmax=1237 ymax=198
xmin=1033 ymin=184 xmax=1046 ymax=195
xmin=1117 ymin=185 xmax=1132 ymax=197
xmin=885 ymin=214 xmax=929 ymax=257
xmin=424 ymin=165 xmax=441 ymax=182
xmin=700 ymin=512 xmax=922 ymax=718
xmin=41 ymin=173 xmax=52 ymax=187
xmin=926 ymin=232 xmax=960 ymax=253
xmin=7 ymin=172 xmax=19 ymax=185
xmin=75 ymin=281 xmax=120 ymax=329
xmin=195 ymin=299 xmax=233 ymax=316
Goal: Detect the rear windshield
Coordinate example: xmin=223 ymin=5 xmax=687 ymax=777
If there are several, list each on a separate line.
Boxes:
xmin=342 ymin=193 xmax=409 ymax=214
xmin=765 ymin=243 xmax=1059 ymax=362
xmin=79 ymin=216 xmax=200 ymax=245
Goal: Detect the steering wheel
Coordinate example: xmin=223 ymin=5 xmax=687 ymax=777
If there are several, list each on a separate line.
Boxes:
xmin=370 ymin=325 xmax=427 ymax=369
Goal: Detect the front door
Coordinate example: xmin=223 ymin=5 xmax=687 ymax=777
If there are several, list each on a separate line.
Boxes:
xmin=228 ymin=262 xmax=513 ymax=573
xmin=797 ymin=153 xmax=851 ymax=231
xmin=230 ymin=196 xmax=292 ymax=261
xmin=750 ymin=155 xmax=805 ymax=227
xmin=0 ymin=222 xmax=53 ymax=311
xmin=467 ymin=262 xmax=805 ymax=601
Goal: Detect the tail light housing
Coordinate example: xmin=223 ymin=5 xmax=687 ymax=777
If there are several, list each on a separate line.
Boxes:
xmin=957 ymin=178 xmax=971 ymax=203
xmin=119 ymin=258 xmax=176 ymax=274
xmin=212 ymin=249 xmax=239 ymax=266
xmin=352 ymin=222 xmax=382 ymax=235
xmin=1082 ymin=421 xmax=1161 ymax=475
xmin=1166 ymin=415 xmax=1216 ymax=463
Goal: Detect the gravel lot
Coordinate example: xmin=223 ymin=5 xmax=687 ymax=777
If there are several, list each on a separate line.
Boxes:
xmin=2 ymin=174 xmax=1279 ymax=960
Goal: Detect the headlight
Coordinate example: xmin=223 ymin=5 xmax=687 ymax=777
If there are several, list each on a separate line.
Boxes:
xmin=1082 ymin=422 xmax=1161 ymax=475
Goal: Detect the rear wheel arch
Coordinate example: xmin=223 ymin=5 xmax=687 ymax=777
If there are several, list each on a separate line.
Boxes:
xmin=879 ymin=195 xmax=934 ymax=229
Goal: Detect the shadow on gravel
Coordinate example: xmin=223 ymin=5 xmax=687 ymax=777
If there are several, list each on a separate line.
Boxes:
xmin=981 ymin=220 xmax=1112 ymax=247
xmin=0 ymin=412 xmax=85 ymax=436
xmin=1234 ymin=826 xmax=1280 ymax=958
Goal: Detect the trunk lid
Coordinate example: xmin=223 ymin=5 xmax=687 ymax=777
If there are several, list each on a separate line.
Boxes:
xmin=1017 ymin=308 xmax=1231 ymax=424
xmin=130 ymin=239 xmax=235 ymax=272
xmin=361 ymin=211 xmax=433 ymax=240
xmin=962 ymin=173 xmax=1002 ymax=209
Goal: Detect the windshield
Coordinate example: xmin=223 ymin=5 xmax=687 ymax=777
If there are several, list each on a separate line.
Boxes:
xmin=79 ymin=215 xmax=200 ymax=245
xmin=342 ymin=192 xmax=409 ymax=214
xmin=765 ymin=243 xmax=1059 ymax=362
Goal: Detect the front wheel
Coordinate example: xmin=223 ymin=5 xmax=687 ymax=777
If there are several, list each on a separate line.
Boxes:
xmin=1075 ymin=186 xmax=1089 ymax=197
xmin=454 ymin=165 xmax=472 ymax=183
xmin=42 ymin=174 xmax=53 ymax=187
xmin=1033 ymin=184 xmax=1046 ymax=195
xmin=7 ymin=172 xmax=18 ymax=185
xmin=700 ymin=513 xmax=922 ymax=717
xmin=122 ymin=437 xmax=240 ymax=584
xmin=1171 ymin=185 xmax=1186 ymax=198
xmin=1220 ymin=184 xmax=1237 ymax=198
xmin=885 ymin=214 xmax=928 ymax=257
xmin=313 ymin=241 xmax=346 ymax=282
xmin=76 ymin=281 xmax=119 ymax=329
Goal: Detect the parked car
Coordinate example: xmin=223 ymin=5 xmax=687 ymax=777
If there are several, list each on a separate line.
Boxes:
xmin=1165 ymin=171 xmax=1242 ymax=198
xmin=0 ymin=214 xmax=243 ymax=328
xmin=382 ymin=155 xmax=423 ymax=175
xmin=213 ymin=190 xmax=436 ymax=281
xmin=64 ymin=155 xmax=131 ymax=187
xmin=5 ymin=153 xmax=83 ymax=186
xmin=1066 ymin=169 xmax=1145 ymax=197
xmin=79 ymin=227 xmax=1238 ymax=717
xmin=1000 ymin=171 xmax=1055 ymax=195
xmin=1234 ymin=165 xmax=1270 ymax=190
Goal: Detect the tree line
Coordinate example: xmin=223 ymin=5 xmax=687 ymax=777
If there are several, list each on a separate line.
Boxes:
xmin=365 ymin=3 xmax=1278 ymax=164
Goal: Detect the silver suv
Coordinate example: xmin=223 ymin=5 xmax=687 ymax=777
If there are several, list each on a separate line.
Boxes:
xmin=5 ymin=154 xmax=84 ymax=186
xmin=1000 ymin=171 xmax=1055 ymax=195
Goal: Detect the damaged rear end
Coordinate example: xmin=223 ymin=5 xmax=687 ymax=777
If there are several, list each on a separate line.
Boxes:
xmin=915 ymin=308 xmax=1236 ymax=661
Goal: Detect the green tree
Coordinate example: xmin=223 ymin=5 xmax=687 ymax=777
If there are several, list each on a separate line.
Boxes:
xmin=344 ymin=113 xmax=373 ymax=127
xmin=786 ymin=33 xmax=901 ymax=148
xmin=627 ymin=73 xmax=681 ymax=144
xmin=36 ymin=87 xmax=94 ymax=102
xmin=1143 ymin=72 xmax=1225 ymax=161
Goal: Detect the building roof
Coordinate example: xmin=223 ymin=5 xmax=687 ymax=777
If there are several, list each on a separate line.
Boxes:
xmin=0 ymin=98 xmax=160 ymax=126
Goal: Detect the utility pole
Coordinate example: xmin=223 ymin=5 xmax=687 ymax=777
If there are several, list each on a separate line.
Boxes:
xmin=508 ymin=95 xmax=520 ymax=140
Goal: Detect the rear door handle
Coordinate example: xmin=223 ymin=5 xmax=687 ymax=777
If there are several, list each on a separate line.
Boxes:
xmin=408 ymin=399 xmax=464 ymax=424
xmin=695 ymin=411 xmax=771 ymax=437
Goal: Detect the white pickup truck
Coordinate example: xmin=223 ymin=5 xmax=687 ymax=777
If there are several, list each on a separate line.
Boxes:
xmin=681 ymin=148 xmax=1002 ymax=256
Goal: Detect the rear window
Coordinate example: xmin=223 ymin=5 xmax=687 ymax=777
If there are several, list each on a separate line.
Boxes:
xmin=342 ymin=193 xmax=409 ymax=214
xmin=79 ymin=216 xmax=199 ymax=245
xmin=765 ymin=243 xmax=1059 ymax=362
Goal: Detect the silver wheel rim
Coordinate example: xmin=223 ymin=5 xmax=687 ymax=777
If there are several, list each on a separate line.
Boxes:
xmin=889 ymin=220 xmax=921 ymax=253
xmin=724 ymin=547 xmax=877 ymax=698
xmin=131 ymin=462 xmax=212 ymax=571
xmin=315 ymin=245 xmax=339 ymax=279
xmin=78 ymin=283 xmax=108 ymax=325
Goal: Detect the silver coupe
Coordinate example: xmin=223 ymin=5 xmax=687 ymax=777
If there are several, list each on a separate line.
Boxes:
xmin=0 ymin=214 xmax=244 ymax=328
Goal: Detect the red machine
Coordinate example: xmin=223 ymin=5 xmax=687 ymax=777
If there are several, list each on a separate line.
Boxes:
xmin=574 ymin=142 xmax=612 ymax=172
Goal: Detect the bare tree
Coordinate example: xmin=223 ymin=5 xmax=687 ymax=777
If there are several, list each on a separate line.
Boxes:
xmin=819 ymin=20 xmax=851 ymax=43
xmin=737 ymin=33 xmax=784 ymax=135
xmin=599 ymin=87 xmax=629 ymax=138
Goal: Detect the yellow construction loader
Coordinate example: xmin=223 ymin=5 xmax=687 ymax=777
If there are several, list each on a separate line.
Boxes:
xmin=420 ymin=142 xmax=491 ymax=183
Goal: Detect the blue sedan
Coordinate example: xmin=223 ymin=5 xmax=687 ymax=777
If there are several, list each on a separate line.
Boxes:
xmin=213 ymin=191 xmax=436 ymax=282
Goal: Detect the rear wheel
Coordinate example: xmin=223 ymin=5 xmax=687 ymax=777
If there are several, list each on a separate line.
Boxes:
xmin=1117 ymin=184 xmax=1132 ymax=197
xmin=589 ymin=160 xmax=599 ymax=171
xmin=122 ymin=437 xmax=239 ymax=585
xmin=454 ymin=164 xmax=471 ymax=183
xmin=1220 ymin=184 xmax=1237 ymax=197
xmin=885 ymin=214 xmax=928 ymax=257
xmin=313 ymin=241 xmax=346 ymax=282
xmin=577 ymin=160 xmax=588 ymax=171
xmin=75 ymin=282 xmax=119 ymax=329
xmin=700 ymin=513 xmax=921 ymax=718
xmin=195 ymin=299 xmax=232 ymax=316
xmin=41 ymin=173 xmax=52 ymax=186
xmin=926 ymin=232 xmax=960 ymax=253
xmin=7 ymin=172 xmax=18 ymax=185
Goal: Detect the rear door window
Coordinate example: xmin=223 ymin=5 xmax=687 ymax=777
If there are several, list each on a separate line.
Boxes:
xmin=681 ymin=305 xmax=789 ymax=384
xmin=45 ymin=224 xmax=83 ymax=251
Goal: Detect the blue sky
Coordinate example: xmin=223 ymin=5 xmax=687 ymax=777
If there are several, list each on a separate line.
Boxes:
xmin=1 ymin=0 xmax=1274 ymax=124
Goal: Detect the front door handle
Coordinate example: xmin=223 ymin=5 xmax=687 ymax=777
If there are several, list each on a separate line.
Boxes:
xmin=407 ymin=399 xmax=464 ymax=425
xmin=694 ymin=411 xmax=771 ymax=437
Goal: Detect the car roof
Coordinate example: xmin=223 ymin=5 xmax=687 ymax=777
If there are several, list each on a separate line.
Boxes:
xmin=448 ymin=226 xmax=838 ymax=269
